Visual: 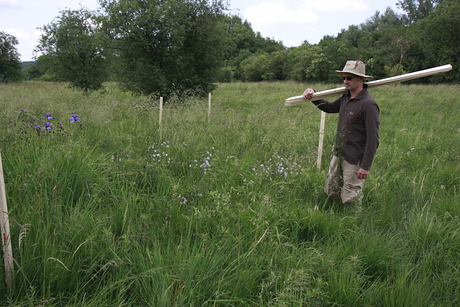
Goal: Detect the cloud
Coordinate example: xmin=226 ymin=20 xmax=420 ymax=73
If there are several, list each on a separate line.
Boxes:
xmin=4 ymin=28 xmax=30 ymax=41
xmin=303 ymin=0 xmax=370 ymax=11
xmin=0 ymin=0 xmax=21 ymax=9
xmin=245 ymin=2 xmax=317 ymax=28
xmin=4 ymin=28 xmax=37 ymax=60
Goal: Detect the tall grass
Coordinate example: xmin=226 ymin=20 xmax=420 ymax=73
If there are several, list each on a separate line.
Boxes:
xmin=0 ymin=81 xmax=459 ymax=306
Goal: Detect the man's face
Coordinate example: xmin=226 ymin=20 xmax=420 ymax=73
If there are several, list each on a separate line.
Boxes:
xmin=342 ymin=73 xmax=362 ymax=91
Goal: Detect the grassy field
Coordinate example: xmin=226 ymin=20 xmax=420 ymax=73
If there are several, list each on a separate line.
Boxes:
xmin=0 ymin=81 xmax=459 ymax=306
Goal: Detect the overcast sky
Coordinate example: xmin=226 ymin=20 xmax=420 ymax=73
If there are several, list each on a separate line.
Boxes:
xmin=1 ymin=0 xmax=404 ymax=62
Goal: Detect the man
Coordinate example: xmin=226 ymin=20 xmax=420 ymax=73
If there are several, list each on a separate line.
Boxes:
xmin=303 ymin=60 xmax=380 ymax=206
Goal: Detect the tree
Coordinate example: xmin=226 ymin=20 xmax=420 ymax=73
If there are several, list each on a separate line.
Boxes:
xmin=415 ymin=0 xmax=460 ymax=82
xmin=239 ymin=53 xmax=268 ymax=82
xmin=374 ymin=29 xmax=412 ymax=76
xmin=318 ymin=34 xmax=360 ymax=83
xmin=100 ymin=0 xmax=229 ymax=98
xmin=0 ymin=31 xmax=22 ymax=83
xmin=220 ymin=14 xmax=285 ymax=81
xmin=36 ymin=7 xmax=108 ymax=92
xmin=397 ymin=0 xmax=444 ymax=23
xmin=23 ymin=63 xmax=43 ymax=80
xmin=359 ymin=7 xmax=408 ymax=32
xmin=30 ymin=54 xmax=62 ymax=81
xmin=282 ymin=45 xmax=325 ymax=82
xmin=222 ymin=15 xmax=258 ymax=60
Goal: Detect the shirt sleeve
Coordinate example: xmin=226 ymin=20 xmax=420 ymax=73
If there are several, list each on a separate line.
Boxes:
xmin=360 ymin=102 xmax=380 ymax=171
xmin=311 ymin=96 xmax=342 ymax=114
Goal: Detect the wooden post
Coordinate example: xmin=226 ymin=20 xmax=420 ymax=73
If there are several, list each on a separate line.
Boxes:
xmin=208 ymin=93 xmax=211 ymax=123
xmin=317 ymin=111 xmax=326 ymax=170
xmin=159 ymin=97 xmax=163 ymax=138
xmin=0 ymin=151 xmax=14 ymax=290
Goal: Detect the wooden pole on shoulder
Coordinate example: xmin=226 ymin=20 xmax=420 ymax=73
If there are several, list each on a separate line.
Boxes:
xmin=285 ymin=64 xmax=453 ymax=106
xmin=0 ymin=151 xmax=14 ymax=290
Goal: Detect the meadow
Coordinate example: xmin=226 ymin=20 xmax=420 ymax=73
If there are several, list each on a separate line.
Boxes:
xmin=0 ymin=80 xmax=459 ymax=306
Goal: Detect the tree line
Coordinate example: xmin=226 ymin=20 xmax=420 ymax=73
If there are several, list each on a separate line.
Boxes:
xmin=1 ymin=0 xmax=458 ymax=97
xmin=231 ymin=0 xmax=458 ymax=84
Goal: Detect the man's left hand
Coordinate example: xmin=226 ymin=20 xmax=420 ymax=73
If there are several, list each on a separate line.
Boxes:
xmin=358 ymin=168 xmax=369 ymax=179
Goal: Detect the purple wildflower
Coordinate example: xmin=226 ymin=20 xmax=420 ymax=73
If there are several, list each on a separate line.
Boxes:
xmin=70 ymin=114 xmax=80 ymax=123
xmin=46 ymin=112 xmax=53 ymax=120
xmin=43 ymin=122 xmax=52 ymax=131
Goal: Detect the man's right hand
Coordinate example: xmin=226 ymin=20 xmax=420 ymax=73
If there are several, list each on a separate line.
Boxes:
xmin=303 ymin=88 xmax=315 ymax=100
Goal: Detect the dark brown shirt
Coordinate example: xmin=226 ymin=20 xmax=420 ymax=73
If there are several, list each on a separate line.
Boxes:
xmin=312 ymin=84 xmax=380 ymax=171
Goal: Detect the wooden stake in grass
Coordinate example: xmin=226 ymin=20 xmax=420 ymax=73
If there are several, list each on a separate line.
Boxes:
xmin=0 ymin=151 xmax=14 ymax=290
xmin=208 ymin=93 xmax=211 ymax=124
xmin=317 ymin=111 xmax=326 ymax=170
xmin=159 ymin=97 xmax=163 ymax=139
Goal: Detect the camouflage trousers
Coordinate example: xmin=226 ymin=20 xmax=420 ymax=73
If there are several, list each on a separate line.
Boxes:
xmin=324 ymin=155 xmax=364 ymax=205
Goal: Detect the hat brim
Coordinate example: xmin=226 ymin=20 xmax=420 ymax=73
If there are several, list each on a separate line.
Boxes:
xmin=335 ymin=70 xmax=372 ymax=80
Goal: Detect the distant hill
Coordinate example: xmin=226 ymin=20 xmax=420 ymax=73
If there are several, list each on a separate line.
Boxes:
xmin=22 ymin=61 xmax=35 ymax=69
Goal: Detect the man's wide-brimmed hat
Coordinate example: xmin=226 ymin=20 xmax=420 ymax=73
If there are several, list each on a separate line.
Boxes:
xmin=335 ymin=60 xmax=372 ymax=80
